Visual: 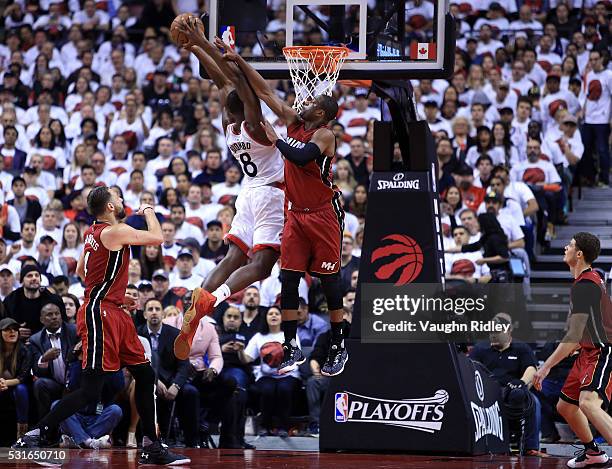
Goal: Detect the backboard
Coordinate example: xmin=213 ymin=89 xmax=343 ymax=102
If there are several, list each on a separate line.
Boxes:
xmin=203 ymin=0 xmax=455 ymax=80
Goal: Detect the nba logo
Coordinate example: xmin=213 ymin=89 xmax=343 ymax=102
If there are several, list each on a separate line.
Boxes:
xmin=335 ymin=393 xmax=348 ymax=422
xmin=220 ymin=25 xmax=236 ymax=50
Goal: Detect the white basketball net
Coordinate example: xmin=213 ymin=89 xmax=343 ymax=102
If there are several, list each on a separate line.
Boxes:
xmin=283 ymin=46 xmax=349 ymax=112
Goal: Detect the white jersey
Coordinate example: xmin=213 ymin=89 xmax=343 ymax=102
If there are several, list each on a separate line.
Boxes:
xmin=226 ymin=122 xmax=284 ymax=188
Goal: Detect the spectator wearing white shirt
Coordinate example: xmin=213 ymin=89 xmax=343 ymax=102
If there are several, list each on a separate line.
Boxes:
xmin=488 ymin=81 xmax=518 ymax=114
xmin=108 ymin=96 xmax=149 ymax=152
xmin=72 ymin=0 xmax=110 ymax=35
xmin=89 ymin=152 xmax=118 ymax=188
xmin=509 ymin=60 xmax=535 ymax=96
xmin=338 ymin=92 xmax=381 ymax=137
xmin=212 ymin=166 xmax=242 ymax=204
xmin=512 ymin=139 xmax=564 ymax=242
xmin=185 ymin=184 xmax=223 ymax=230
xmin=423 ymin=101 xmax=452 ymax=139
xmin=475 ymin=24 xmax=504 ymax=56
xmin=170 ymin=204 xmax=205 ymax=245
xmin=60 ymin=25 xmax=82 ymax=66
xmin=26 ymin=154 xmax=57 ymax=194
xmin=581 ymin=50 xmax=612 ymax=186
xmin=161 ymin=221 xmax=181 ymax=266
xmin=445 ymin=226 xmax=491 ymax=284
xmin=509 ymin=5 xmax=543 ymax=33
xmin=536 ymin=35 xmax=562 ymax=69
xmin=522 ymin=49 xmax=547 ymax=89
xmin=169 ymin=249 xmax=204 ymax=291
xmin=123 ymin=170 xmax=147 ymax=211
xmin=472 ymin=3 xmax=509 ymax=33
xmin=405 ymin=0 xmax=435 ymax=32
xmin=511 ymin=97 xmax=533 ymax=138
xmin=35 ymin=209 xmax=63 ymax=250
xmin=545 ymin=114 xmax=583 ymax=171
xmin=116 ymin=152 xmax=157 ymax=194
xmin=176 ymin=238 xmax=215 ymax=283
xmin=540 ymin=73 xmax=581 ymax=132
xmin=147 ymin=137 xmax=176 ymax=182
xmin=32 ymin=2 xmax=72 ymax=34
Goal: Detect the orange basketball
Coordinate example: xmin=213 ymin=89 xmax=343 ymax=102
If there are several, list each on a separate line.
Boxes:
xmin=170 ymin=14 xmax=193 ymax=47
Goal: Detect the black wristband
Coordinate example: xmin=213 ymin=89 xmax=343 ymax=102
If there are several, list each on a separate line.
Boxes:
xmin=143 ymin=206 xmax=154 ymax=213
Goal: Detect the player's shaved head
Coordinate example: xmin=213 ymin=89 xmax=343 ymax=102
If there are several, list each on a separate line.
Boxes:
xmin=317 ymin=95 xmax=339 ymax=121
xmin=87 ymin=186 xmax=111 ymax=217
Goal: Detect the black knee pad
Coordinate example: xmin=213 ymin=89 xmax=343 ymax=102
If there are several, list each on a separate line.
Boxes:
xmin=280 ymin=269 xmax=302 ymax=310
xmin=320 ymin=273 xmax=343 ymax=311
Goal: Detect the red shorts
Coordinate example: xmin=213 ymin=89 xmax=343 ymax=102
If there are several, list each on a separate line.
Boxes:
xmin=560 ymin=345 xmax=612 ymax=408
xmin=77 ymin=300 xmax=147 ymax=372
xmin=281 ymin=204 xmax=344 ymax=275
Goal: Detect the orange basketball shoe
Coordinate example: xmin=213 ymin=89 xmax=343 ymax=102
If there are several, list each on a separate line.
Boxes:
xmin=173 ymin=288 xmax=216 ymax=360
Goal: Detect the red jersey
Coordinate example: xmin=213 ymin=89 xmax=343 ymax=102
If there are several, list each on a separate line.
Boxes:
xmin=285 ymin=121 xmax=337 ymax=209
xmin=571 ymin=269 xmax=612 ymax=349
xmin=82 ymin=221 xmax=130 ymax=306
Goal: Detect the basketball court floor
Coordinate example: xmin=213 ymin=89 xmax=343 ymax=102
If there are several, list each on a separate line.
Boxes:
xmin=1 ymin=448 xmax=586 ymax=468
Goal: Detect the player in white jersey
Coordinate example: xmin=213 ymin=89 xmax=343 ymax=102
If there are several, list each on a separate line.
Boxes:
xmin=172 ymin=16 xmax=286 ymax=367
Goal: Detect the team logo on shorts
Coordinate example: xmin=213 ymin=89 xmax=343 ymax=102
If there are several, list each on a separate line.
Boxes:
xmin=372 ymin=234 xmax=424 ymax=285
xmin=335 ymin=392 xmax=349 ymax=422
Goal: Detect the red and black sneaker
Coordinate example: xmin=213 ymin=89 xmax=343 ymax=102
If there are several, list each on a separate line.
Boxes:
xmin=173 ymin=288 xmax=215 ymax=360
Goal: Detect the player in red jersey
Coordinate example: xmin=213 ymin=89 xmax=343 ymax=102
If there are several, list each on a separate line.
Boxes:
xmin=223 ymin=45 xmax=349 ymax=376
xmin=534 ymin=232 xmax=612 ymax=468
xmin=14 ymin=186 xmax=191 ymax=466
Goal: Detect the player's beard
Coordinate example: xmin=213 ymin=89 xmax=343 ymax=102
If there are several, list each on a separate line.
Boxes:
xmin=115 ymin=206 xmax=126 ymax=220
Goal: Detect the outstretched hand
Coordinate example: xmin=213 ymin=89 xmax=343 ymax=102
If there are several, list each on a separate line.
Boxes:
xmin=260 ymin=120 xmax=279 ymax=143
xmin=176 ymin=13 xmax=205 ymax=50
xmin=214 ymin=37 xmax=239 ymax=62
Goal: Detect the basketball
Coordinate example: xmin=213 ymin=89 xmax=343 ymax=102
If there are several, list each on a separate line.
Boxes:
xmin=260 ymin=341 xmax=284 ymax=368
xmin=170 ymin=13 xmax=193 ymax=47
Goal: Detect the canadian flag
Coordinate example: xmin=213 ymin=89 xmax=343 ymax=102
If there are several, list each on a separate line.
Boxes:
xmin=409 ymin=42 xmax=437 ymax=60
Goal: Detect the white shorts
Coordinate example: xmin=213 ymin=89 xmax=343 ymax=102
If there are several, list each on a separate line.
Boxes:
xmin=226 ymin=185 xmax=284 ymax=255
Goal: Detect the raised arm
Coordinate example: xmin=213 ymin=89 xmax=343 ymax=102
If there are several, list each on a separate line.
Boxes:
xmin=219 ymin=41 xmax=298 ymax=125
xmin=101 ymin=205 xmax=163 ymax=250
xmin=178 ymin=16 xmax=270 ymax=142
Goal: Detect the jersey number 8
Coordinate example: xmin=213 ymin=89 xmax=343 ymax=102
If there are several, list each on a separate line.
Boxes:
xmin=238 ymin=152 xmax=258 ymax=177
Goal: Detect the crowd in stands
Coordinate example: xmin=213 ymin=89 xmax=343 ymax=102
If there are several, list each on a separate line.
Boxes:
xmin=0 ymin=0 xmax=609 ymax=451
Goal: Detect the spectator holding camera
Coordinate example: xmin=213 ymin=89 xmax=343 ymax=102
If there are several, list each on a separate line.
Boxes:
xmin=0 ymin=318 xmax=31 ymax=438
xmin=239 ymin=306 xmax=301 ymax=437
xmin=29 ymin=302 xmax=78 ymax=420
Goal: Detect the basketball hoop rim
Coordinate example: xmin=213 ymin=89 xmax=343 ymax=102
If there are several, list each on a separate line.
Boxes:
xmin=283 ymin=45 xmax=351 ymax=75
xmin=282 ymin=45 xmax=351 ymax=58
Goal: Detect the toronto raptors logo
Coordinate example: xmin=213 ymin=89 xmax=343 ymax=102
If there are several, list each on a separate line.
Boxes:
xmin=522 ymin=167 xmax=546 ymax=184
xmin=371 ymin=234 xmax=423 ymax=285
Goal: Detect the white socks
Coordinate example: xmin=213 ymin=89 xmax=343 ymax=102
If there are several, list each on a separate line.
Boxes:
xmin=212 ymin=284 xmax=231 ymax=307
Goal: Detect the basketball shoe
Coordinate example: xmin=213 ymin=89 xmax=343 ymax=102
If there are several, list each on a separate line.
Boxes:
xmin=139 ymin=440 xmax=191 ymax=465
xmin=174 ymin=288 xmax=216 ymax=360
xmin=321 ymin=342 xmax=348 ymax=377
xmin=567 ymin=448 xmax=609 ymax=468
xmin=278 ymin=344 xmax=306 ymax=374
